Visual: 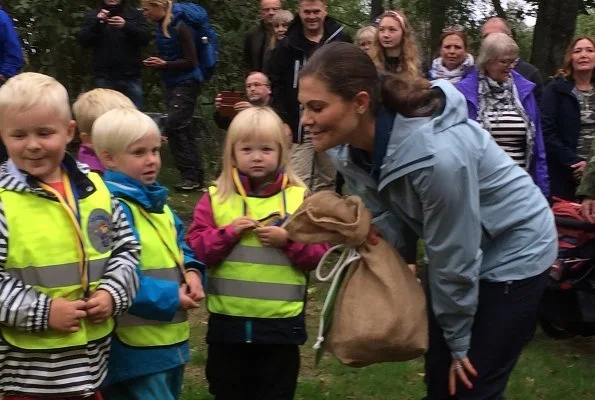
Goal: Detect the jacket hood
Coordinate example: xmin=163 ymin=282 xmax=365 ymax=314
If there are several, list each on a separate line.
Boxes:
xmin=103 ymin=170 xmax=168 ymax=212
xmin=379 ymin=80 xmax=471 ymax=187
xmin=285 ymin=16 xmax=345 ymax=50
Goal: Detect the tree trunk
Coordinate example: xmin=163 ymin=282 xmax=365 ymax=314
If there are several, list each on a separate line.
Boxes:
xmin=429 ymin=0 xmax=449 ymax=51
xmin=370 ymin=0 xmax=383 ymax=22
xmin=531 ymin=0 xmax=580 ymax=78
xmin=491 ymin=0 xmax=506 ymax=19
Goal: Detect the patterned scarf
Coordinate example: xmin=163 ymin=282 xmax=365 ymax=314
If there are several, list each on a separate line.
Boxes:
xmin=429 ymin=54 xmax=474 ymax=83
xmin=477 ymin=72 xmax=535 ymax=170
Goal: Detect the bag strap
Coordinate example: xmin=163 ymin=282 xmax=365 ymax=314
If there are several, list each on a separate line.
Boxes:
xmin=312 ymin=244 xmax=361 ymax=350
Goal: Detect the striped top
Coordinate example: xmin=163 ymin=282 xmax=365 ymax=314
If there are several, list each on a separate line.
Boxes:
xmin=0 ymin=162 xmax=140 ymax=397
xmin=486 ymin=109 xmax=527 ymax=169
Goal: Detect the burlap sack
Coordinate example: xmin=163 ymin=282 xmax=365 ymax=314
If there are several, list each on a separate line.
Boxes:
xmin=284 ymin=191 xmax=428 ymax=367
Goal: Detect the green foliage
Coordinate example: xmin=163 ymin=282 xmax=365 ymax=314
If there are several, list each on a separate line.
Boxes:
xmin=576 ymin=13 xmax=595 ymax=37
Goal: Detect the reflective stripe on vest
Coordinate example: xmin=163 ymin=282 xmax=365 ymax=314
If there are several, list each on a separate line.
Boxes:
xmin=207 ymin=185 xmax=307 ymax=319
xmin=0 ymin=172 xmax=115 ymax=350
xmin=115 ymin=200 xmax=189 ymax=348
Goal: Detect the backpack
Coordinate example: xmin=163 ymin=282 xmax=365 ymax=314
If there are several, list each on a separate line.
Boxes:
xmin=175 ymin=2 xmax=220 ymax=80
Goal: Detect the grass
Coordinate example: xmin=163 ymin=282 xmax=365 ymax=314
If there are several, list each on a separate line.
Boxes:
xmin=158 ymin=132 xmax=595 ymax=400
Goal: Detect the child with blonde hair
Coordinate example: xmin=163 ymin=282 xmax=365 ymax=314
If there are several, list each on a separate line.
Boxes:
xmin=0 ymin=73 xmax=140 ymax=399
xmin=355 ymin=25 xmax=377 ymax=55
xmin=187 ymin=107 xmax=328 ymax=399
xmin=272 ymin=9 xmax=294 ymax=43
xmin=73 ymin=88 xmax=135 ymax=174
xmin=92 ymin=108 xmax=205 ymax=400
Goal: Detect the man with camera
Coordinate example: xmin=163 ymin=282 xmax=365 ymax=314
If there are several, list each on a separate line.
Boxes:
xmin=214 ymin=72 xmax=272 ymax=130
xmin=79 ymin=0 xmax=150 ymax=109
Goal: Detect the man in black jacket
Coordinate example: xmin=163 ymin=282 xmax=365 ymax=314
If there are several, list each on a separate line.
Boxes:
xmin=481 ymin=17 xmax=543 ymax=104
xmin=79 ymin=0 xmax=150 ymax=109
xmin=243 ymin=0 xmax=281 ymax=72
xmin=270 ymin=0 xmax=350 ymax=192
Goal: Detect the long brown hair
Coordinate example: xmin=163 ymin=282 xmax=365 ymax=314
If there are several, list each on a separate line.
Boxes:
xmin=555 ymin=36 xmax=595 ymax=79
xmin=300 ymin=42 xmax=442 ymax=118
xmin=370 ymin=10 xmax=421 ymax=81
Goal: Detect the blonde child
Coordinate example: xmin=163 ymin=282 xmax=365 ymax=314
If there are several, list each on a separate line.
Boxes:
xmin=72 ymin=88 xmax=136 ymax=174
xmin=354 ymin=25 xmax=377 ymax=55
xmin=0 ymin=73 xmax=139 ymax=399
xmin=92 ymin=108 xmax=205 ymax=400
xmin=272 ymin=9 xmax=294 ymax=42
xmin=187 ymin=107 xmax=328 ymax=400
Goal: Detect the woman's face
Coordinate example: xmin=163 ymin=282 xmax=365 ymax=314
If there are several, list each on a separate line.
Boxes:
xmin=440 ymin=34 xmax=466 ymax=70
xmin=298 ymin=76 xmax=361 ymax=152
xmin=378 ymin=17 xmax=403 ymax=50
xmin=142 ymin=3 xmax=166 ymax=22
xmin=571 ymin=39 xmax=595 ymax=74
xmin=485 ymin=52 xmax=517 ymax=83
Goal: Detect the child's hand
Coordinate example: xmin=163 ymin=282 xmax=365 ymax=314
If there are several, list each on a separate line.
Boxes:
xmin=48 ymin=298 xmax=87 ymax=332
xmin=185 ymin=271 xmax=206 ymax=302
xmin=85 ymin=289 xmax=114 ymax=324
xmin=255 ymin=226 xmax=288 ymax=248
xmin=231 ymin=216 xmax=258 ymax=235
xmin=179 ymin=284 xmax=199 ymax=310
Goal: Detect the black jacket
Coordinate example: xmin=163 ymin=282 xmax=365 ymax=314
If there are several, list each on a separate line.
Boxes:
xmin=79 ymin=1 xmax=150 ymax=80
xmin=270 ymin=17 xmax=351 ymax=143
xmin=515 ymin=59 xmax=544 ymax=105
xmin=541 ymin=76 xmax=583 ymax=200
xmin=243 ymin=21 xmax=271 ymax=72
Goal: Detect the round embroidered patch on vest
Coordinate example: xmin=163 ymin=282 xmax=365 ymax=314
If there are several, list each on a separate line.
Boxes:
xmin=87 ymin=209 xmax=112 ymax=253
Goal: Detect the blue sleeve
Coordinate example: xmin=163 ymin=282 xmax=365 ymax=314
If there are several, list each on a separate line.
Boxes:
xmin=173 ymin=211 xmax=206 ymax=281
xmin=118 ymin=201 xmax=181 ymax=322
xmin=408 ymin=162 xmax=482 ymax=360
xmin=0 ymin=11 xmax=23 ymax=77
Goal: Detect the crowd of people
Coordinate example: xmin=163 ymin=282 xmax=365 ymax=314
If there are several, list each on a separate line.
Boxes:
xmin=0 ymin=0 xmax=593 ymax=399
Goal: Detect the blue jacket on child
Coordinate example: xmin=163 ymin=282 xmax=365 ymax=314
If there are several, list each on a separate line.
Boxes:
xmin=102 ymin=170 xmax=204 ymax=386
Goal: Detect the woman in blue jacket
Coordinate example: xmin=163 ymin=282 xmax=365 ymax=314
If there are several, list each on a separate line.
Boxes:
xmin=142 ymin=0 xmax=205 ymax=192
xmin=297 ymin=42 xmax=557 ymax=399
xmin=455 ymin=33 xmax=549 ymax=198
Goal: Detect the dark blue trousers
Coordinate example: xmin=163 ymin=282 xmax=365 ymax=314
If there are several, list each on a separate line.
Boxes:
xmin=424 ymin=269 xmax=549 ymax=400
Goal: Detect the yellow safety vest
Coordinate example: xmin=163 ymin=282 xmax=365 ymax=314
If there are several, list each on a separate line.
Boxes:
xmin=207 ymin=185 xmax=307 ymax=319
xmin=116 ymin=200 xmax=189 ymax=348
xmin=0 ymin=172 xmax=115 ymax=350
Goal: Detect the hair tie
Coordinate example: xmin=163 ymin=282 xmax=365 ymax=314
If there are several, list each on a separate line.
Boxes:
xmin=384 ymin=10 xmax=405 ymax=29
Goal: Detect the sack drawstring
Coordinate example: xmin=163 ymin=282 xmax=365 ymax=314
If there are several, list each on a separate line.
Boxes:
xmin=313 ymin=244 xmax=362 ymax=350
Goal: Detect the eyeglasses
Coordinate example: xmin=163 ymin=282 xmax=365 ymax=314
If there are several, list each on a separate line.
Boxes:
xmin=496 ymin=58 xmax=518 ymax=67
xmin=442 ymin=25 xmax=464 ymax=33
xmin=246 ymin=82 xmax=270 ymax=89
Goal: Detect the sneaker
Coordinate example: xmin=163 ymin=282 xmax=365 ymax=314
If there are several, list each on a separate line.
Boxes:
xmin=174 ymin=180 xmax=202 ymax=192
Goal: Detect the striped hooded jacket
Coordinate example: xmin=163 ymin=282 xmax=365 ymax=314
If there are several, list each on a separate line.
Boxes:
xmin=0 ymin=156 xmax=140 ymax=397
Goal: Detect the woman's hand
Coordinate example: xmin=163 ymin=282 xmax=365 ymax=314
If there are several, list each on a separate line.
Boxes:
xmin=143 ymin=57 xmax=167 ymax=68
xmin=581 ymin=198 xmax=595 ymax=223
xmin=448 ymin=357 xmax=478 ymax=395
xmin=571 ymin=160 xmax=587 ymax=182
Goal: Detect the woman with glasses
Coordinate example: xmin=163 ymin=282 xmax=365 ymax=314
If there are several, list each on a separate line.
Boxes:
xmin=370 ymin=10 xmax=421 ymax=81
xmin=456 ymin=32 xmax=549 ymax=197
xmin=542 ymin=36 xmax=595 ymax=201
xmin=428 ymin=26 xmax=474 ymax=83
